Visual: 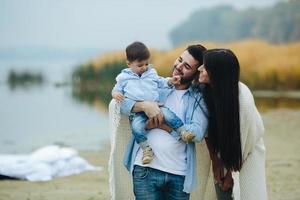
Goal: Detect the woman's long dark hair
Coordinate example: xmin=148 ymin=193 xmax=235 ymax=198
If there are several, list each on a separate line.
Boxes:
xmin=203 ymin=49 xmax=242 ymax=171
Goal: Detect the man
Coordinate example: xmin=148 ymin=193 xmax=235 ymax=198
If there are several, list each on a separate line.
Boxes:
xmin=120 ymin=44 xmax=208 ymax=199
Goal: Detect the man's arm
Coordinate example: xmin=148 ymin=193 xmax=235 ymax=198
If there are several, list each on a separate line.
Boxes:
xmin=143 ymin=93 xmax=208 ymax=142
xmin=183 ymin=94 xmax=208 ymax=143
xmin=120 ymin=100 xmax=164 ymax=126
xmin=206 ymin=137 xmax=234 ymax=191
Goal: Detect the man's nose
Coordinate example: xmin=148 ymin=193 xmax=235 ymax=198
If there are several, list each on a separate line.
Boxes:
xmin=175 ymin=63 xmax=184 ymax=70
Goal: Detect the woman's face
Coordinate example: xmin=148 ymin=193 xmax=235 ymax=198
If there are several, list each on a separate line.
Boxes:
xmin=198 ymin=65 xmax=210 ymax=84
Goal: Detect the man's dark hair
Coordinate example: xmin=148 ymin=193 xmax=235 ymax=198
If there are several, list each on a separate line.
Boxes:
xmin=126 ymin=41 xmax=150 ymax=62
xmin=186 ymin=44 xmax=207 ymax=66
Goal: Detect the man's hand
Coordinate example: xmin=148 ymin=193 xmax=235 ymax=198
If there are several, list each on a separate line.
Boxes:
xmin=168 ymin=75 xmax=181 ymax=85
xmin=112 ymin=92 xmax=124 ymax=102
xmin=147 ymin=112 xmax=164 ymax=127
xmin=141 ymin=101 xmax=164 ymax=126
xmin=132 ymin=101 xmax=164 ymax=126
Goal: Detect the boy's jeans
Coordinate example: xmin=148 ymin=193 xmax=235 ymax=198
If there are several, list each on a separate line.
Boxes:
xmin=129 ymin=106 xmax=184 ymax=144
xmin=132 ymin=165 xmax=190 ymax=200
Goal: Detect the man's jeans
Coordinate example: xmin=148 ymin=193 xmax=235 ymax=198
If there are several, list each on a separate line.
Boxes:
xmin=129 ymin=106 xmax=184 ymax=144
xmin=132 ymin=165 xmax=190 ymax=200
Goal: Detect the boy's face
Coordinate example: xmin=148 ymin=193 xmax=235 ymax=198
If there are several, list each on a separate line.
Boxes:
xmin=127 ymin=59 xmax=149 ymax=76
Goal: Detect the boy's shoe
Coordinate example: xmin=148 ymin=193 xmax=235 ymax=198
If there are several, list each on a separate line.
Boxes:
xmin=181 ymin=131 xmax=195 ymax=143
xmin=142 ymin=147 xmax=154 ymax=164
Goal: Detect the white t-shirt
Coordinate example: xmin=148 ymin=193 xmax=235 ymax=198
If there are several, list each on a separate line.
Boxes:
xmin=134 ymin=89 xmax=188 ymax=175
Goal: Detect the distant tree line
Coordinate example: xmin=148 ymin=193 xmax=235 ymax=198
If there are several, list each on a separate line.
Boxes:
xmin=7 ymin=70 xmax=44 ymax=89
xmin=170 ymin=0 xmax=300 ymax=45
xmin=71 ymin=40 xmax=300 ymax=106
xmin=72 ymin=61 xmax=125 ymax=105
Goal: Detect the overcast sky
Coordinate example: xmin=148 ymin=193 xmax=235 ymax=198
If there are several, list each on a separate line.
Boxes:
xmin=0 ymin=0 xmax=279 ymax=50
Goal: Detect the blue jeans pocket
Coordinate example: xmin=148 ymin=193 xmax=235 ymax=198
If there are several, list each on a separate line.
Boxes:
xmin=133 ymin=166 xmax=149 ymax=179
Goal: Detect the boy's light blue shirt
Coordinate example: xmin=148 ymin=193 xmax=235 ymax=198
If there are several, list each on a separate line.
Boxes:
xmin=120 ymin=85 xmax=208 ymax=193
xmin=112 ymin=64 xmax=169 ymax=103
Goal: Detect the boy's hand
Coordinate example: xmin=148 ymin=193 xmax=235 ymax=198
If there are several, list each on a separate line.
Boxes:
xmin=169 ymin=75 xmax=181 ymax=85
xmin=112 ymin=92 xmax=124 ymax=102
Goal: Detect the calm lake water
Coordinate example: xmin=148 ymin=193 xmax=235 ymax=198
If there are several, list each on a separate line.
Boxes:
xmin=0 ymin=51 xmax=110 ymax=154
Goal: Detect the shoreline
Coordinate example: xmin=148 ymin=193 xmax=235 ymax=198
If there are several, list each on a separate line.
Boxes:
xmin=253 ymin=90 xmax=300 ymax=99
xmin=0 ymin=109 xmax=299 ymax=199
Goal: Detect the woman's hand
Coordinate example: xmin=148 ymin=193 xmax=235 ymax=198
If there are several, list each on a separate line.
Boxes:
xmin=205 ymin=137 xmax=233 ymax=191
xmin=211 ymin=153 xmax=225 ymax=185
xmin=221 ymin=171 xmax=233 ymax=191
xmin=205 ymin=138 xmax=224 ymax=184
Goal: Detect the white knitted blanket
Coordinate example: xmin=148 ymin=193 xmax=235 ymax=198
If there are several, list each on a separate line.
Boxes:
xmin=108 ymin=82 xmax=267 ymax=199
xmin=231 ymin=83 xmax=267 ymax=200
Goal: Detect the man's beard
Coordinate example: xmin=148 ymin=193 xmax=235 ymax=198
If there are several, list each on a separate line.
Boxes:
xmin=173 ymin=65 xmax=196 ymax=85
xmin=180 ymin=75 xmax=196 ymax=85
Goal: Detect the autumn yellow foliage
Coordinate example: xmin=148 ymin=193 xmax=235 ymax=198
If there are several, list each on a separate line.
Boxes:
xmin=88 ymin=40 xmax=300 ymax=90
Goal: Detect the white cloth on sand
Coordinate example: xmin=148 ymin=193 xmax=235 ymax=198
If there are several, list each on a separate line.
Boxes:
xmin=0 ymin=145 xmax=102 ymax=181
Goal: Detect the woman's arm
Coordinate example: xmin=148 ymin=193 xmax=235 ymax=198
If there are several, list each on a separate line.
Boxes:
xmin=205 ymin=138 xmax=224 ymax=184
xmin=206 ymin=137 xmax=234 ymax=191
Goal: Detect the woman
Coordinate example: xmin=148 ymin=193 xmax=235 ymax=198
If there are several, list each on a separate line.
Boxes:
xmin=198 ymin=49 xmax=267 ymax=200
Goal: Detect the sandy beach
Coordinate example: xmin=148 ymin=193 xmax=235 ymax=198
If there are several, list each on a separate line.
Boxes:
xmin=0 ymin=109 xmax=299 ymax=200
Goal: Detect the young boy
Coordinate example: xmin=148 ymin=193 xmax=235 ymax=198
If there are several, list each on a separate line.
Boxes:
xmin=112 ymin=41 xmax=195 ymax=164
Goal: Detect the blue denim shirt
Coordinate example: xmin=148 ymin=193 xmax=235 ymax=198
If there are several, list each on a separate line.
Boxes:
xmin=120 ymin=85 xmax=208 ymax=193
xmin=112 ymin=65 xmax=169 ymax=102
